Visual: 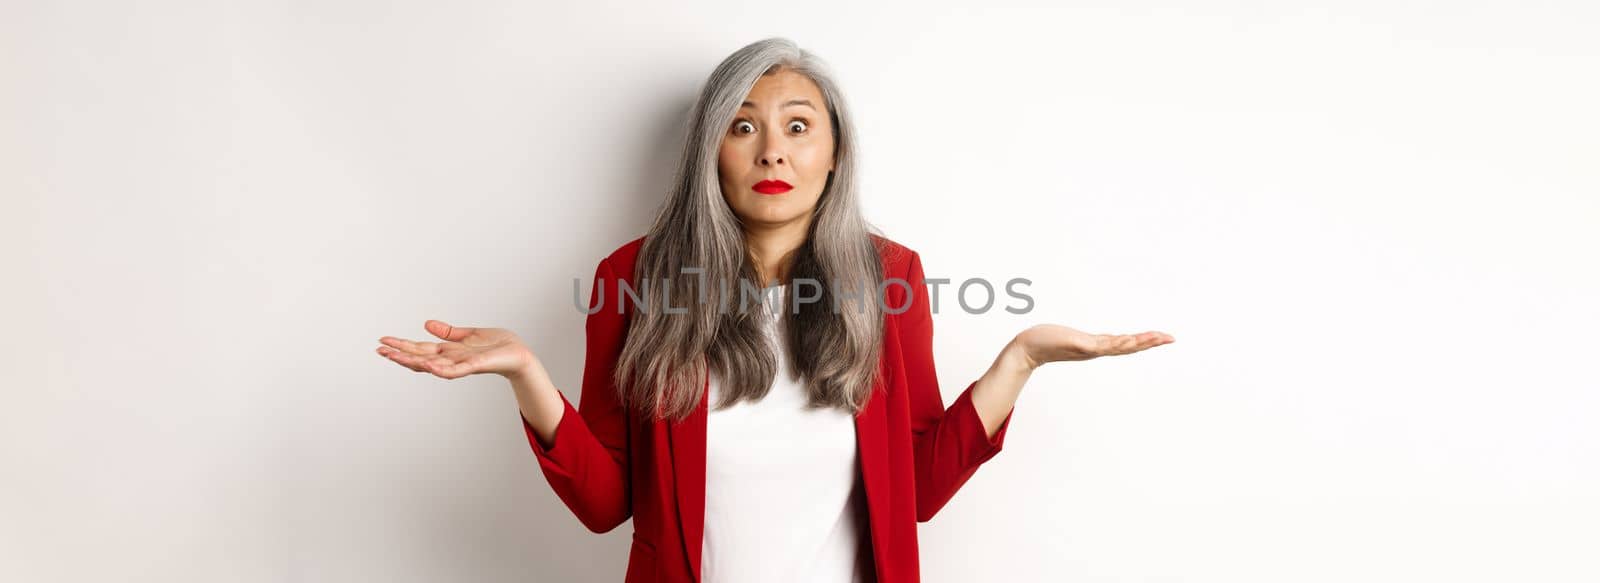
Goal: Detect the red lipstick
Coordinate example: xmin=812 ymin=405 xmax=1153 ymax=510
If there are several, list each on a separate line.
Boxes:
xmin=753 ymin=179 xmax=793 ymax=194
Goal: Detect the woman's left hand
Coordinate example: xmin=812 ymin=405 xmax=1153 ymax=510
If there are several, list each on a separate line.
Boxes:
xmin=1012 ymin=324 xmax=1175 ymax=370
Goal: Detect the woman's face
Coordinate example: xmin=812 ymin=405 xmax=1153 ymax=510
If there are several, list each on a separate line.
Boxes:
xmin=717 ymin=68 xmax=836 ymax=230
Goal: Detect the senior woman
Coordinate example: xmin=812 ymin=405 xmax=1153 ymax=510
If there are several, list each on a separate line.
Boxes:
xmin=376 ymin=37 xmax=1174 ymax=583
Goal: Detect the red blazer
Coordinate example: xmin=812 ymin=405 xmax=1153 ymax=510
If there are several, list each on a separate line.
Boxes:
xmin=519 ymin=234 xmax=1015 ymax=583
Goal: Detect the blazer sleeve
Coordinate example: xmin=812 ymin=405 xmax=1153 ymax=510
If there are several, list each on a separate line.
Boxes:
xmin=519 ymin=255 xmax=632 ymax=533
xmin=898 ymin=250 xmax=1015 ymax=522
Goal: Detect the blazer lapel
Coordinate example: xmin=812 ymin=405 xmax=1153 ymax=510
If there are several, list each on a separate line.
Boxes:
xmin=856 ymin=368 xmax=890 ymax=583
xmin=667 ymin=355 xmax=711 ymax=582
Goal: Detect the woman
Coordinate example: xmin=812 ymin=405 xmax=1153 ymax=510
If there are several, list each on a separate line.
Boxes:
xmin=376 ymin=37 xmax=1173 ymax=583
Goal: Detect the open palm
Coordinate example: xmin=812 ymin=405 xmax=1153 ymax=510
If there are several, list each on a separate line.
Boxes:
xmin=1015 ymin=323 xmax=1174 ymax=369
xmin=376 ymin=319 xmax=534 ymax=380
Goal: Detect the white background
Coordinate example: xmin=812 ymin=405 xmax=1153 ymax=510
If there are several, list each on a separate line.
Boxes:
xmin=3 ymin=1 xmax=1597 ymax=581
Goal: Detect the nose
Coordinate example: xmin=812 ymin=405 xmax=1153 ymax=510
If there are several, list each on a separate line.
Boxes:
xmin=758 ymin=134 xmax=785 ymax=167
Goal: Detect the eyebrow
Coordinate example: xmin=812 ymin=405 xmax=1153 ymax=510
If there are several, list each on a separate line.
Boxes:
xmin=740 ymin=99 xmax=818 ymax=112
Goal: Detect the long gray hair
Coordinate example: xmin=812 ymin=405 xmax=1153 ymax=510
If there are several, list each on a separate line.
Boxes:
xmin=614 ymin=37 xmax=886 ymax=422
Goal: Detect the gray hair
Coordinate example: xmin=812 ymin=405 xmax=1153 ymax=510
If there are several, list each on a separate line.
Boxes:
xmin=614 ymin=37 xmax=886 ymax=422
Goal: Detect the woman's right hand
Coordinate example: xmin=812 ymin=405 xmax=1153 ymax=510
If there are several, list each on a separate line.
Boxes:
xmin=376 ymin=319 xmax=538 ymax=381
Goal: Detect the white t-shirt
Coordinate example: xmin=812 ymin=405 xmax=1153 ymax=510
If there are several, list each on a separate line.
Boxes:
xmin=702 ymin=284 xmax=874 ymax=583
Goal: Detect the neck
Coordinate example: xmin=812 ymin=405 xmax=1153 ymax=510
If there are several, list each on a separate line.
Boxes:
xmin=743 ymin=217 xmax=811 ymax=287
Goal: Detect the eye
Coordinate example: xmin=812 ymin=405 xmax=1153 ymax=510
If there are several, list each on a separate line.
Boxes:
xmin=788 ymin=120 xmax=808 ymax=133
xmin=733 ymin=120 xmax=755 ymax=135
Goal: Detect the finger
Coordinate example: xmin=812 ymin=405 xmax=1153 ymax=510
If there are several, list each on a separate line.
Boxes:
xmin=1112 ymin=334 xmax=1145 ymax=354
xmin=426 ymin=320 xmax=473 ymax=342
xmin=1092 ymin=333 xmax=1138 ymax=356
xmin=391 ymin=352 xmax=431 ymax=373
xmin=1121 ymin=332 xmax=1173 ymax=354
xmin=1137 ymin=331 xmax=1175 ymax=347
xmin=379 ymin=336 xmax=440 ymax=356
xmin=378 ymin=347 xmax=428 ymax=372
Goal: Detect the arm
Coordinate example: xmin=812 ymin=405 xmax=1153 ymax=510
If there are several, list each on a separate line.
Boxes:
xmin=898 ymin=251 xmax=1021 ymax=522
xmin=971 ymin=339 xmax=1033 ymax=441
xmin=899 ymin=246 xmax=1179 ymax=521
xmin=513 ymin=256 xmax=632 ymax=533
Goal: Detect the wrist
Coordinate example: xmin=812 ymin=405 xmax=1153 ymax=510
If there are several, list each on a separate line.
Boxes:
xmin=501 ymin=354 xmax=545 ymax=387
xmin=1000 ymin=337 xmax=1039 ymax=375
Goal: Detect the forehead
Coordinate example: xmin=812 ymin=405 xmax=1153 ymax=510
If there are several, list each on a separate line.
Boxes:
xmin=742 ymin=69 xmax=825 ymax=107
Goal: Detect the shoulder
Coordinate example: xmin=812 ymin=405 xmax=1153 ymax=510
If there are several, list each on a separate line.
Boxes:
xmin=596 ymin=235 xmax=648 ymax=282
xmin=869 ymin=233 xmax=920 ymax=279
xmin=869 ymin=234 xmax=929 ymax=326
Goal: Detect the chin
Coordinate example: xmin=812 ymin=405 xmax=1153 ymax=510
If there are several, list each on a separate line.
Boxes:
xmin=738 ymin=207 xmax=803 ymax=226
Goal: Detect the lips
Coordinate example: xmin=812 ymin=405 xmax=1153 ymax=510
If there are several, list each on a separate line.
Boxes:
xmin=752 ymin=179 xmax=793 ymax=194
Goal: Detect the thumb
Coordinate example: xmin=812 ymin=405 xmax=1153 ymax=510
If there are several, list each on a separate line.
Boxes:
xmin=425 ymin=319 xmax=473 ymax=342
